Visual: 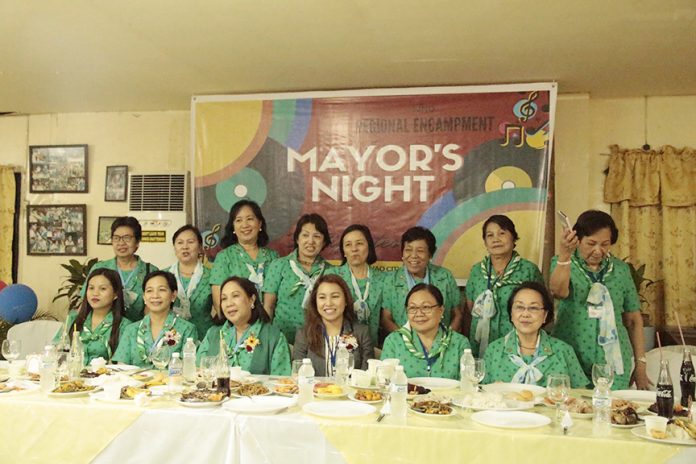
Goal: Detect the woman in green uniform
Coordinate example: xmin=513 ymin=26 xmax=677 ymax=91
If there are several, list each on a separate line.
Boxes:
xmin=113 ymin=271 xmax=197 ymax=368
xmin=466 ymin=215 xmax=543 ymax=356
xmin=381 ymin=283 xmax=470 ymax=379
xmin=197 ymin=276 xmax=290 ymax=375
xmin=166 ymin=225 xmax=214 ymax=337
xmin=483 ymin=281 xmax=589 ymax=388
xmin=549 ymin=210 xmax=648 ymax=390
xmin=54 ymin=269 xmax=131 ymax=363
xmin=263 ymin=213 xmax=332 ymax=344
xmin=325 ymin=224 xmax=384 ymax=347
xmin=83 ymin=216 xmax=157 ymax=321
xmin=381 ymin=227 xmax=462 ymax=334
xmin=210 ymin=200 xmax=278 ymax=316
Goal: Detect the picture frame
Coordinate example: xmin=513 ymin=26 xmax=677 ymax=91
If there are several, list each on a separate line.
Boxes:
xmin=27 ymin=204 xmax=87 ymax=256
xmin=97 ymin=216 xmax=120 ymax=245
xmin=29 ymin=145 xmax=88 ymax=193
xmin=105 ymin=165 xmax=128 ymax=202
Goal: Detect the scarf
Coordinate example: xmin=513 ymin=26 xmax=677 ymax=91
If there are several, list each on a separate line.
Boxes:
xmin=115 ymin=257 xmax=147 ymax=309
xmin=349 ymin=266 xmax=371 ymax=324
xmin=505 ymin=330 xmax=548 ymax=385
xmin=81 ymin=312 xmax=114 ymax=360
xmin=220 ymin=320 xmax=260 ymax=367
xmin=397 ymin=322 xmax=452 ymax=374
xmin=289 ymin=256 xmax=325 ymax=309
xmin=404 ymin=266 xmax=430 ymax=290
xmin=135 ymin=313 xmax=178 ymax=364
xmin=168 ymin=261 xmax=204 ymax=319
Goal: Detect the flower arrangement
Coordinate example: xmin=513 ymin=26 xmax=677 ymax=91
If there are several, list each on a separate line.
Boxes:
xmin=340 ymin=334 xmax=358 ymax=352
xmin=163 ymin=329 xmax=181 ymax=347
xmin=244 ymin=334 xmax=260 ymax=353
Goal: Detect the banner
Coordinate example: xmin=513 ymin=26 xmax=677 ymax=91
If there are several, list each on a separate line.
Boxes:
xmin=192 ymin=84 xmax=556 ymax=281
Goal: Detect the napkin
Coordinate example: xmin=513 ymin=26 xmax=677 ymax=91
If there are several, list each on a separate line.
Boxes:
xmin=561 ymin=410 xmax=573 ymax=432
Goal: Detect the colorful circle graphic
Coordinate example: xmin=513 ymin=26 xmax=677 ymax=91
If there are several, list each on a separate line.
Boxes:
xmin=214 ymin=167 xmax=267 ymax=213
xmin=484 ymin=166 xmax=533 ymax=192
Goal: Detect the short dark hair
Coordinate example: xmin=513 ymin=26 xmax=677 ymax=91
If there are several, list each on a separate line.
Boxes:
xmin=293 ymin=213 xmax=331 ymax=250
xmin=405 ymin=283 xmax=444 ymax=308
xmin=338 ymin=224 xmax=377 ymax=265
xmin=482 ymin=215 xmax=519 ymax=242
xmin=143 ymin=270 xmax=177 ymax=294
xmin=172 ymin=224 xmax=203 ymax=245
xmin=214 ymin=276 xmax=270 ymax=326
xmin=573 ymin=210 xmax=619 ymax=244
xmin=220 ymin=200 xmax=270 ymax=248
xmin=507 ymin=281 xmax=554 ymax=323
xmin=401 ymin=226 xmax=437 ymax=256
xmin=111 ymin=216 xmax=142 ymax=242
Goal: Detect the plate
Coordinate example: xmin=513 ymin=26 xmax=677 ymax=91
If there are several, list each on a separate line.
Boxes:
xmin=631 ymin=427 xmax=696 ymax=446
xmin=90 ymin=391 xmax=136 ymax=404
xmin=482 ymin=383 xmax=546 ymax=397
xmin=409 ymin=377 xmax=460 ymax=391
xmin=314 ymin=390 xmax=347 ymax=399
xmin=48 ymin=387 xmax=100 ymax=398
xmin=178 ymin=397 xmax=229 ymax=408
xmin=570 ymin=412 xmax=594 ymax=420
xmin=471 ymin=410 xmax=552 ymax=429
xmin=612 ymin=390 xmax=656 ymax=404
xmin=453 ymin=397 xmax=534 ymax=412
xmin=348 ymin=391 xmax=384 ymax=404
xmin=0 ymin=380 xmax=40 ymax=396
xmin=611 ymin=421 xmax=643 ymax=429
xmin=409 ymin=407 xmax=457 ymax=418
xmin=224 ymin=396 xmax=295 ymax=414
xmin=231 ymin=387 xmax=272 ymax=398
xmin=303 ymin=400 xmax=376 ymax=418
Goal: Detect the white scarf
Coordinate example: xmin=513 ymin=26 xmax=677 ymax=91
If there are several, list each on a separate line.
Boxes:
xmin=507 ymin=332 xmax=547 ymax=385
xmin=168 ymin=262 xmax=204 ymax=320
xmin=289 ymin=259 xmax=324 ymax=309
xmin=350 ymin=267 xmax=371 ymax=324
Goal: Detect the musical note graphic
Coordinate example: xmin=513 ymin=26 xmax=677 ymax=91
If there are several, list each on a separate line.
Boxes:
xmin=513 ymin=91 xmax=539 ymax=122
xmin=203 ymin=223 xmax=221 ymax=250
xmin=500 ymin=125 xmax=526 ymax=148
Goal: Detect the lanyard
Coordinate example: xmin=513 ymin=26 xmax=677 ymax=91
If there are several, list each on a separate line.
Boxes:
xmin=417 ymin=336 xmax=436 ymax=374
xmin=322 ymin=327 xmax=341 ymax=367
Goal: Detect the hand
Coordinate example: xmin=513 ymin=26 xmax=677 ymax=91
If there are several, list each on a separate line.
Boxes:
xmin=630 ymin=364 xmax=653 ymax=390
xmin=559 ymin=228 xmax=578 ymax=259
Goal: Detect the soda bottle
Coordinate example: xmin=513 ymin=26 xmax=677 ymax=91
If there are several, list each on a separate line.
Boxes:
xmin=656 ymin=359 xmax=674 ymax=419
xmin=297 ymin=358 xmax=315 ymax=406
xmin=680 ymin=347 xmax=695 ymax=408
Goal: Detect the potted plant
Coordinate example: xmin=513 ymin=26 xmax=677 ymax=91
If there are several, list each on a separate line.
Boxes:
xmin=53 ymin=257 xmax=98 ymax=312
xmin=623 ymin=258 xmax=661 ymax=351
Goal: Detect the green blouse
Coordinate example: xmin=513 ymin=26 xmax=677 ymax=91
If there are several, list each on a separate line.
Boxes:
xmin=483 ymin=330 xmax=589 ymax=388
xmin=196 ymin=320 xmax=291 ymax=375
xmin=381 ymin=327 xmax=471 ymax=380
xmin=169 ymin=263 xmax=215 ymax=340
xmin=83 ymin=257 xmax=157 ymax=321
xmin=210 ymin=244 xmax=279 ymax=290
xmin=382 ymin=263 xmax=461 ymax=328
xmin=263 ymin=250 xmax=332 ymax=344
xmin=53 ymin=311 xmax=132 ymax=363
xmin=466 ymin=255 xmax=543 ymax=356
xmin=112 ymin=312 xmax=198 ymax=368
xmin=550 ymin=252 xmax=641 ymax=390
xmin=324 ymin=264 xmax=385 ymax=346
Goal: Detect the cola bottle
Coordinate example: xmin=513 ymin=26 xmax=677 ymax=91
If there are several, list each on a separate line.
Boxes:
xmin=680 ymin=347 xmax=695 ymax=407
xmin=656 ymin=359 xmax=674 ymax=418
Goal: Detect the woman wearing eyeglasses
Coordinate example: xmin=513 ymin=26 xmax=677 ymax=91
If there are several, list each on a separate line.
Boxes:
xmin=483 ymin=282 xmax=588 ymax=388
xmin=381 ymin=283 xmax=470 ymax=379
xmin=82 ymin=216 xmax=157 ymax=321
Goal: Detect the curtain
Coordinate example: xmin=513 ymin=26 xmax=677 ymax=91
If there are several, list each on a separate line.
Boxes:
xmin=0 ymin=166 xmax=16 ymax=284
xmin=604 ymin=145 xmax=696 ymax=328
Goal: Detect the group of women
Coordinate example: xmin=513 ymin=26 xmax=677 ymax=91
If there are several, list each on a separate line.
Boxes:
xmin=56 ymin=201 xmax=649 ymax=390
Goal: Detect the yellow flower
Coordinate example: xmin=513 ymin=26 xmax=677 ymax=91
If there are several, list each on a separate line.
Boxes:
xmin=245 ymin=334 xmax=260 ymax=352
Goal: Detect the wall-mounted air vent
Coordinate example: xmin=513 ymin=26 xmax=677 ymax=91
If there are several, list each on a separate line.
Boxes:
xmin=128 ymin=173 xmax=188 ymax=212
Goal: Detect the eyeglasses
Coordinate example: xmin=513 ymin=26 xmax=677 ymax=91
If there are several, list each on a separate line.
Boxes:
xmin=511 ymin=304 xmax=545 ymax=314
xmin=112 ymin=234 xmax=135 ymax=244
xmin=406 ymin=304 xmax=440 ymax=315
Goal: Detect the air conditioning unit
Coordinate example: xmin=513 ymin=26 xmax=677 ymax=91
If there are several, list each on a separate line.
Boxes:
xmin=128 ymin=172 xmax=191 ymax=269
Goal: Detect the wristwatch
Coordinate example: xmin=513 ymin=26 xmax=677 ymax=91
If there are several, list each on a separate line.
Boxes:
xmin=637 ymin=356 xmax=647 ymax=364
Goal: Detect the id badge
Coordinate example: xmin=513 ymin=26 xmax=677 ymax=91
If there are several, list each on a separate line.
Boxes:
xmin=587 ymin=306 xmax=602 ymax=319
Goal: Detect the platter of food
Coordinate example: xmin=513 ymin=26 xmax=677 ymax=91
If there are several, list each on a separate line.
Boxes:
xmin=611 ymin=399 xmax=641 ymax=426
xmin=48 ymin=380 xmax=99 ymax=398
xmin=273 ymin=383 xmax=298 ymax=397
xmin=541 ymin=397 xmax=594 ymax=419
xmin=646 ymin=402 xmax=689 ymax=418
xmin=454 ymin=392 xmax=534 ymax=412
xmin=0 ymin=380 xmax=40 ymax=396
xmin=224 ymin=396 xmax=296 ymax=414
xmin=611 ymin=390 xmax=655 ymax=404
xmin=178 ymin=389 xmax=228 ymax=407
xmin=313 ymin=383 xmax=347 ymax=399
xmin=471 ymin=411 xmax=551 ymax=429
xmin=407 ymin=383 xmax=431 ymax=396
xmin=631 ymin=423 xmax=696 ymax=446
xmin=232 ymin=383 xmax=271 ymax=397
xmin=408 ymin=377 xmax=459 ymax=391
xmin=409 ymin=400 xmax=456 ymax=417
xmin=482 ymin=383 xmax=546 ymax=398
xmin=302 ymin=400 xmax=376 ymax=418
xmin=348 ymin=389 xmax=384 ymax=404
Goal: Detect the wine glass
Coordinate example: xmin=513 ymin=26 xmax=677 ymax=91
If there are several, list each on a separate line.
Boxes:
xmin=150 ymin=344 xmax=171 ymax=374
xmin=199 ymin=356 xmax=217 ymax=389
xmin=592 ymin=363 xmax=614 ymax=389
xmin=546 ymin=374 xmax=571 ymax=423
xmin=291 ymin=359 xmax=303 ymax=381
xmin=464 ymin=358 xmax=486 ymax=393
xmin=2 ymin=340 xmax=22 ymax=380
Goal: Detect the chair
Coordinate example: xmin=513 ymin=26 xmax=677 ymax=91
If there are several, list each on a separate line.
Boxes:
xmin=645 ymin=344 xmax=696 ymax=401
xmin=7 ymin=320 xmax=62 ymax=359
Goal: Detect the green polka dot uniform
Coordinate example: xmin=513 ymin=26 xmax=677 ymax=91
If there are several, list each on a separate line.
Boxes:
xmin=53 ymin=311 xmax=132 ymax=364
xmin=483 ymin=330 xmax=589 ymax=388
xmin=210 ymin=244 xmax=278 ymax=289
xmin=382 ymin=264 xmax=461 ymax=327
xmin=381 ymin=328 xmax=471 ymax=380
xmin=324 ymin=264 xmax=385 ymax=346
xmin=466 ymin=257 xmax=543 ymax=356
xmin=550 ymin=253 xmax=641 ymax=390
xmin=173 ymin=264 xmax=215 ymax=339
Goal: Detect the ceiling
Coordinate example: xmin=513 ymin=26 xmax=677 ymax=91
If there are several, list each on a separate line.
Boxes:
xmin=1 ymin=0 xmax=695 ymax=114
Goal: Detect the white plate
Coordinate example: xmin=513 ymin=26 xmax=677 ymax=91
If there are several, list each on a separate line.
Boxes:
xmin=90 ymin=391 xmax=136 ymax=404
xmin=224 ymin=396 xmax=295 ymax=414
xmin=231 ymin=388 xmax=272 ymax=398
xmin=409 ymin=377 xmax=460 ymax=391
xmin=471 ymin=410 xmax=551 ymax=429
xmin=631 ymin=427 xmax=696 ymax=446
xmin=612 ymin=390 xmax=656 ymax=404
xmin=0 ymin=380 xmax=40 ymax=396
xmin=178 ymin=397 xmax=229 ymax=408
xmin=409 ymin=406 xmax=457 ymax=418
xmin=611 ymin=422 xmax=643 ymax=429
xmin=348 ymin=391 xmax=384 ymax=404
xmin=349 ymin=383 xmax=380 ymax=391
xmin=482 ymin=383 xmax=546 ymax=397
xmin=48 ymin=387 xmax=100 ymax=398
xmin=453 ymin=397 xmax=534 ymax=412
xmin=303 ymin=400 xmax=376 ymax=418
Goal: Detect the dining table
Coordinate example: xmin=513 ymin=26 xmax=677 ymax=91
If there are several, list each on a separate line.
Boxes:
xmin=1 ymin=372 xmax=695 ymax=464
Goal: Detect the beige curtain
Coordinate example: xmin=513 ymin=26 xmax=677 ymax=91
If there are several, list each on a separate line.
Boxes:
xmin=604 ymin=145 xmax=696 ymax=328
xmin=0 ymin=166 xmax=16 ymax=284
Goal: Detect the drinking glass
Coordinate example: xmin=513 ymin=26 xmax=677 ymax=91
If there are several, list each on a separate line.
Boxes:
xmin=592 ymin=363 xmax=614 ymax=389
xmin=199 ymin=356 xmax=217 ymax=389
xmin=546 ymin=374 xmax=571 ymax=422
xmin=2 ymin=340 xmax=21 ymax=379
xmin=464 ymin=358 xmax=486 ymax=393
xmin=150 ymin=344 xmax=171 ymax=374
xmin=376 ymin=365 xmax=394 ymax=392
xmin=291 ymin=359 xmax=303 ymax=381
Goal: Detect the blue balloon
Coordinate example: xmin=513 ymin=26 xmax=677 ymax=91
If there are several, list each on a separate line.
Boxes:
xmin=0 ymin=284 xmax=38 ymax=324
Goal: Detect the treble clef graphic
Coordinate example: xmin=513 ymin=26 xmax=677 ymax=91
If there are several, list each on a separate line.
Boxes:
xmin=203 ymin=223 xmax=221 ymax=250
xmin=518 ymin=91 xmax=538 ymax=122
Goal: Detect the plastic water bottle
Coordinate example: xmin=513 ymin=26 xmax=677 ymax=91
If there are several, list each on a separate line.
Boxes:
xmin=67 ymin=330 xmax=84 ymax=380
xmin=168 ymin=352 xmax=183 ymax=392
xmin=334 ymin=343 xmax=350 ymax=386
xmin=297 ymin=358 xmax=315 ymax=406
xmin=460 ymin=348 xmax=475 ymax=393
xmin=390 ymin=366 xmax=408 ymax=424
xmin=182 ymin=338 xmax=197 ymax=384
xmin=40 ymin=345 xmax=58 ymax=394
xmin=592 ymin=377 xmax=611 ymax=436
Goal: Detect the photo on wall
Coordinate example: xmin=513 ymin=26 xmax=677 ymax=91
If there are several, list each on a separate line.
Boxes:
xmin=27 ymin=204 xmax=87 ymax=256
xmin=105 ymin=165 xmax=128 ymax=202
xmin=97 ymin=216 xmax=120 ymax=245
xmin=29 ymin=145 xmax=88 ymax=193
